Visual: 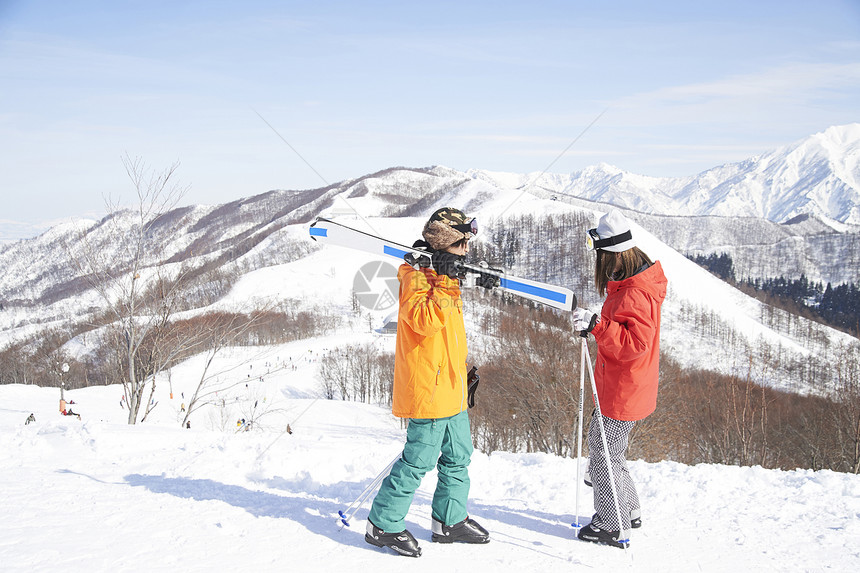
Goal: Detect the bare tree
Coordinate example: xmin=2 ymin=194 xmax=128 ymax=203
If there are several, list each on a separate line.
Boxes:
xmin=468 ymin=300 xmax=579 ymax=456
xmin=831 ymin=343 xmax=860 ymax=474
xmin=67 ymin=154 xmax=189 ymax=424
xmin=317 ymin=342 xmax=395 ymax=406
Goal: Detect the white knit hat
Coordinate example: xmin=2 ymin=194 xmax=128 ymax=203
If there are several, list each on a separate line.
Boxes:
xmin=593 ymin=210 xmax=636 ymax=252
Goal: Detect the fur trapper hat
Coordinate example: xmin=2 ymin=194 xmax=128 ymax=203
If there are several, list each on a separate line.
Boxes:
xmin=421 ymin=207 xmax=474 ymax=250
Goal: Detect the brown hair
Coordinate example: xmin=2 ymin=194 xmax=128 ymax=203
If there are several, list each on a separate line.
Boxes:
xmin=449 ymin=238 xmax=469 ymax=250
xmin=594 ymin=247 xmax=653 ymax=297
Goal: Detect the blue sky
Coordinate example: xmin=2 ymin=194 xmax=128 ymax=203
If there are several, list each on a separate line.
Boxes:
xmin=1 ymin=0 xmax=859 ymax=239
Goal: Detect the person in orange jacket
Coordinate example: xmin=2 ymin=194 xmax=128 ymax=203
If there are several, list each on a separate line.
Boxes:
xmin=365 ymin=208 xmax=489 ymax=557
xmin=573 ymin=210 xmax=668 ymax=548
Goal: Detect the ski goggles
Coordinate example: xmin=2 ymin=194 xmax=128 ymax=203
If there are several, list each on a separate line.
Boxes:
xmin=451 ymin=218 xmax=478 ymax=236
xmin=586 ymin=228 xmax=632 ymax=251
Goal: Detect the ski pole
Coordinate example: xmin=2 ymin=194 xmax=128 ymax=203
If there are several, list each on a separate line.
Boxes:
xmin=338 ymin=469 xmax=388 ymax=526
xmin=337 ymin=454 xmax=399 ymax=528
xmin=582 ymin=339 xmax=631 ymax=551
xmin=337 ymin=452 xmax=401 ymax=528
xmin=572 ymin=336 xmax=587 ymax=530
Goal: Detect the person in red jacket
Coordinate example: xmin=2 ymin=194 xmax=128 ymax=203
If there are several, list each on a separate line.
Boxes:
xmin=573 ymin=210 xmax=668 ymax=548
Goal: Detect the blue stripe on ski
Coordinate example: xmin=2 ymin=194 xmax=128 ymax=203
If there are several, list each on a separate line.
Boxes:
xmin=309 ymin=227 xmax=327 ymax=237
xmin=383 ymin=245 xmax=409 ymax=259
xmin=500 ymin=277 xmax=568 ymax=304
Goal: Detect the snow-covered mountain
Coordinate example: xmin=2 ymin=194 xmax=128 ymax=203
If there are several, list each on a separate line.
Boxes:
xmin=0 ymin=161 xmax=857 ymax=398
xmin=530 ymin=123 xmax=860 ymax=226
xmin=4 ymin=124 xmax=860 ymax=283
xmin=1 ymin=125 xmax=860 ymax=394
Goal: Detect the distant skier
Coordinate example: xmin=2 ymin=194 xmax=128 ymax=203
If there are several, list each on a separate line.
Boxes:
xmin=365 ymin=208 xmax=490 ymax=558
xmin=573 ymin=210 xmax=667 ymax=548
xmin=25 ymin=413 xmax=36 ymax=425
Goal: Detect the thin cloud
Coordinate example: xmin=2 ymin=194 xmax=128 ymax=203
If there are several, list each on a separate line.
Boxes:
xmin=612 ymin=61 xmax=860 ymax=120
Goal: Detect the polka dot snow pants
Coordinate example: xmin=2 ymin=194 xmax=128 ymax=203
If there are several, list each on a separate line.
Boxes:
xmin=587 ymin=413 xmax=640 ymax=532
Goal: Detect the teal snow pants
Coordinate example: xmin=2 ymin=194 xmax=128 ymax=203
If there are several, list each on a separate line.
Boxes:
xmin=368 ymin=411 xmax=473 ymax=533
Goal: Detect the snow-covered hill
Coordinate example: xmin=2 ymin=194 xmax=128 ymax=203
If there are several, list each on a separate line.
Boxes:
xmin=2 ymin=353 xmax=858 ymax=572
xmin=0 ymin=165 xmax=857 ymax=396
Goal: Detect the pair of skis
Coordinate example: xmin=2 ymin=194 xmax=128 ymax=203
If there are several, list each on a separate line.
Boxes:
xmin=308 ymin=217 xmax=576 ymax=312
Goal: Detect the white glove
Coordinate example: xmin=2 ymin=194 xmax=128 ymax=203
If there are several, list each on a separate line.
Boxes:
xmin=573 ymin=307 xmax=599 ymax=334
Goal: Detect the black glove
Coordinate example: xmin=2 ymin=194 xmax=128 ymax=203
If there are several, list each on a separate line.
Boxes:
xmin=467 ymin=367 xmax=479 ymax=408
xmin=404 ymin=240 xmax=432 ymax=268
xmin=475 ymin=272 xmax=500 ymax=289
xmin=432 ymin=250 xmax=465 ymax=279
xmin=404 ymin=252 xmax=431 ymax=268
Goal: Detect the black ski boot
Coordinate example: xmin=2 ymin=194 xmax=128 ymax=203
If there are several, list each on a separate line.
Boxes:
xmin=431 ymin=516 xmax=490 ymax=544
xmin=577 ymin=521 xmax=628 ymax=549
xmin=364 ymin=520 xmax=422 ymax=557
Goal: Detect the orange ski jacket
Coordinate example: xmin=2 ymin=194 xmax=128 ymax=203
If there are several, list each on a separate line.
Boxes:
xmin=591 ymin=261 xmax=668 ymax=421
xmin=392 ymin=263 xmax=468 ymax=419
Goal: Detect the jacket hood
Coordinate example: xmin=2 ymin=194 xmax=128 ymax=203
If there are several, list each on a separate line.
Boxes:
xmin=608 ymin=260 xmax=667 ymax=302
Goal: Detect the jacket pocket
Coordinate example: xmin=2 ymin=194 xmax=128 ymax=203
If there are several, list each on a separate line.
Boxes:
xmin=413 ymin=355 xmax=440 ymax=406
xmin=428 ymin=368 xmax=438 ymax=403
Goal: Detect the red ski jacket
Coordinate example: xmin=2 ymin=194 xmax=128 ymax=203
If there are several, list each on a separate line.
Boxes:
xmin=591 ymin=261 xmax=668 ymax=421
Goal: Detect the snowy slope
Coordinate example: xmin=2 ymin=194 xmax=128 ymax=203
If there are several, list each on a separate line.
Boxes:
xmin=2 ymin=352 xmax=859 ymax=572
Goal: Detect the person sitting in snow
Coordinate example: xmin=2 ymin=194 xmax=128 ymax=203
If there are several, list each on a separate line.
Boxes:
xmin=62 ymin=407 xmax=81 ymax=420
xmin=364 ymin=208 xmax=490 ymax=558
xmin=573 ymin=210 xmax=667 ymax=549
